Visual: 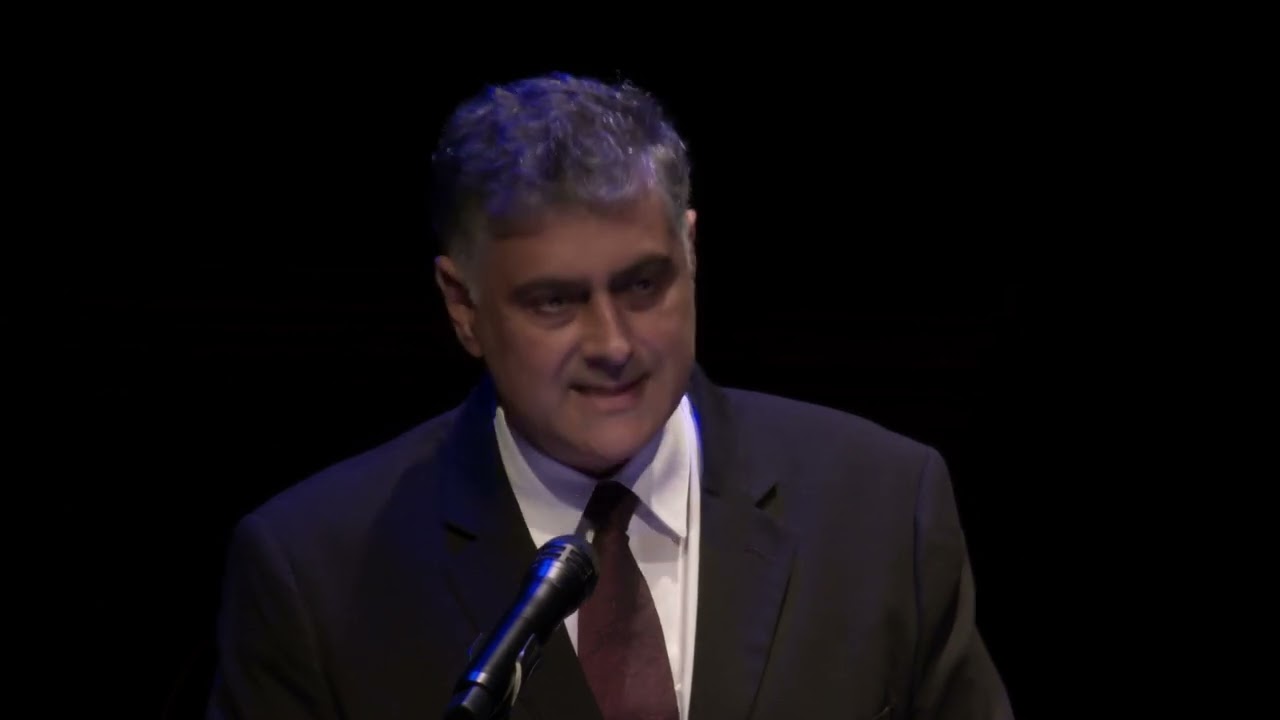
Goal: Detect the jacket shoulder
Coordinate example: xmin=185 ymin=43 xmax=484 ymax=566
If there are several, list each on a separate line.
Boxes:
xmin=711 ymin=385 xmax=949 ymax=524
xmin=238 ymin=405 xmax=463 ymax=543
xmin=718 ymin=386 xmax=936 ymax=467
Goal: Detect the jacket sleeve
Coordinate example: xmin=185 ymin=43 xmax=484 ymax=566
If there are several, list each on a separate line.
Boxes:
xmin=206 ymin=512 xmax=338 ymax=720
xmin=909 ymin=447 xmax=1016 ymax=720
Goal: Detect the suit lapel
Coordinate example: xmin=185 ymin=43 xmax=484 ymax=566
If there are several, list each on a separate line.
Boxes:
xmin=433 ymin=367 xmax=794 ymax=720
xmin=687 ymin=368 xmax=797 ymax=720
xmin=439 ymin=377 xmax=602 ymax=720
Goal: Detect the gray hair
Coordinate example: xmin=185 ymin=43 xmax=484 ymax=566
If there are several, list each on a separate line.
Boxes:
xmin=430 ymin=73 xmax=693 ymax=288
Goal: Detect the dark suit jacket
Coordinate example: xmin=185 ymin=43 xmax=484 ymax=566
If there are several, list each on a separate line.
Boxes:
xmin=207 ymin=366 xmax=1014 ymax=719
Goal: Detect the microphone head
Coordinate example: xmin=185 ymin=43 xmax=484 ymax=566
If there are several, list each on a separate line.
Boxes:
xmin=526 ymin=534 xmax=599 ymax=611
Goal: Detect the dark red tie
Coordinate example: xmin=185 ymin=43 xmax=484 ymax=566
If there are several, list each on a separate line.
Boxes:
xmin=577 ymin=481 xmax=681 ymax=720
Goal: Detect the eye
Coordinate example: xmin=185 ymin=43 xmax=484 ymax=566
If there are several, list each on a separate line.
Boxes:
xmin=632 ymin=277 xmax=656 ymax=294
xmin=531 ymin=294 xmax=573 ymax=315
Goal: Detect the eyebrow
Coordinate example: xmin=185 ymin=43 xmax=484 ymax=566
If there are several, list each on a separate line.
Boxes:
xmin=509 ymin=253 xmax=675 ymax=299
xmin=608 ymin=254 xmax=675 ymax=292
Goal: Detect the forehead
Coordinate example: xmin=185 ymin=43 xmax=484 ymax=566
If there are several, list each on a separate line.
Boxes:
xmin=482 ymin=194 xmax=678 ymax=280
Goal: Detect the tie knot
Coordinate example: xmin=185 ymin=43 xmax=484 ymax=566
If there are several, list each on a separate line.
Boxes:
xmin=583 ymin=481 xmax=639 ymax=537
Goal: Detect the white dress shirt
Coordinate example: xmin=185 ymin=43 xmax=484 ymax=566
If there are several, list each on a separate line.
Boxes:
xmin=494 ymin=394 xmax=702 ymax=719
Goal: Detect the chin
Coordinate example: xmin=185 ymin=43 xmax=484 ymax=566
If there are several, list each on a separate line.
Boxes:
xmin=573 ymin=418 xmax=661 ymax=472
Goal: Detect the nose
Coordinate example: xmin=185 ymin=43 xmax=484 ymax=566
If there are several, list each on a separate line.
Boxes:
xmin=581 ymin=297 xmax=633 ymax=372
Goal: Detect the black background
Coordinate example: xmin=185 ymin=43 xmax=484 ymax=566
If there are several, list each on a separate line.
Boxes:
xmin=17 ymin=19 xmax=1225 ymax=718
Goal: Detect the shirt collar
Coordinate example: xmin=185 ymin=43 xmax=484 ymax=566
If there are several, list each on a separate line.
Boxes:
xmin=495 ymin=395 xmax=693 ymax=541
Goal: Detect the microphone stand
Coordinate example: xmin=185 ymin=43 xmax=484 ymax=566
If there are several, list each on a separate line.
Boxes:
xmin=442 ymin=533 xmax=597 ymax=719
xmin=445 ymin=632 xmax=545 ymax=720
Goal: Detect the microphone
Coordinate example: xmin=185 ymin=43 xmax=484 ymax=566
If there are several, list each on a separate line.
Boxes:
xmin=445 ymin=534 xmax=599 ymax=720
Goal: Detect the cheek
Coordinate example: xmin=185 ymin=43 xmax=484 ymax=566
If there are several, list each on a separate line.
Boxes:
xmin=644 ymin=289 xmax=697 ymax=348
xmin=489 ymin=319 xmax=575 ymax=380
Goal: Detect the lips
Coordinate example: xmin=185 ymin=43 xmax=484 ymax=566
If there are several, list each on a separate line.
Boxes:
xmin=570 ymin=374 xmax=649 ymax=413
xmin=572 ymin=375 xmax=647 ymax=396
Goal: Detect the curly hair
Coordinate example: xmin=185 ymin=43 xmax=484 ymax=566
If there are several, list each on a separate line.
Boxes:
xmin=430 ymin=73 xmax=693 ymax=281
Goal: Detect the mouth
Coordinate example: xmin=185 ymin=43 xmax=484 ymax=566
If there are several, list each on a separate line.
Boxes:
xmin=571 ymin=374 xmax=649 ymax=410
xmin=572 ymin=374 xmax=647 ymax=395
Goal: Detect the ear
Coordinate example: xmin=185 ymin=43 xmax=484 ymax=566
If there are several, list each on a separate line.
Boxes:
xmin=683 ymin=208 xmax=698 ymax=276
xmin=434 ymin=255 xmax=484 ymax=358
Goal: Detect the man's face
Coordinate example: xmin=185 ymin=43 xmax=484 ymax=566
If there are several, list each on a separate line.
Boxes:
xmin=436 ymin=192 xmax=697 ymax=476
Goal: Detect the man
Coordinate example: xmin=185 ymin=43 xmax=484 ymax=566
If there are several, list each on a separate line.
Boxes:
xmin=207 ymin=72 xmax=1014 ymax=719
